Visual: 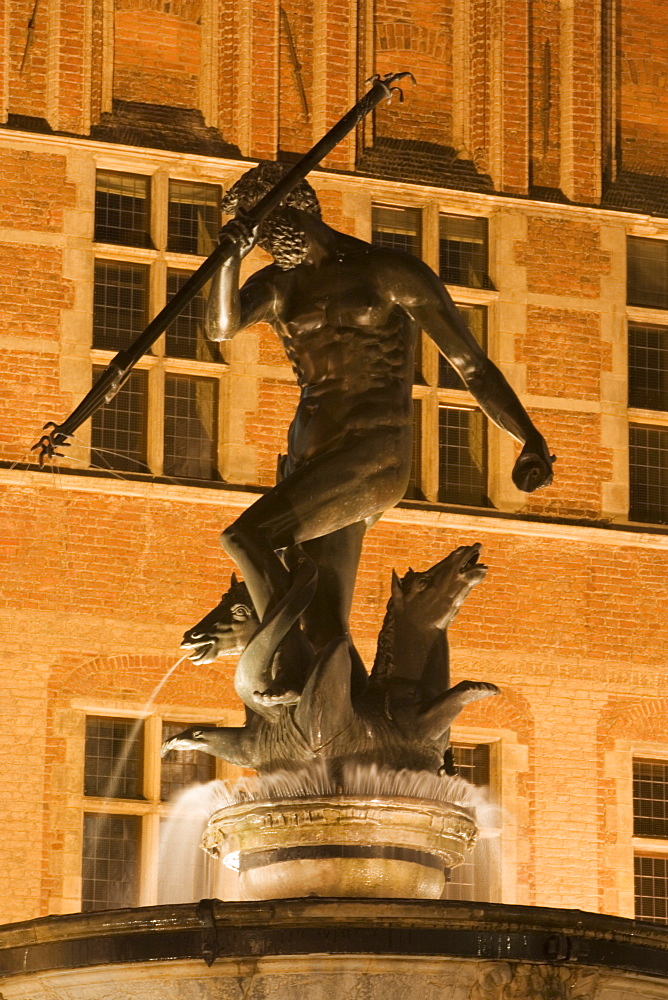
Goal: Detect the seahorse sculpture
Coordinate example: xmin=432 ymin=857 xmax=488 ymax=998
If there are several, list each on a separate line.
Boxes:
xmin=164 ymin=544 xmax=499 ymax=776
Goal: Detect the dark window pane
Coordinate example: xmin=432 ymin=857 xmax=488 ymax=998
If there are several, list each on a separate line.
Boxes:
xmin=628 ymin=237 xmax=668 ymax=310
xmin=438 ymin=407 xmax=489 ymax=507
xmin=404 ymin=399 xmax=423 ymax=500
xmin=371 ymin=205 xmax=421 ymax=257
xmin=82 ymin=813 xmax=141 ymax=911
xmin=629 ymin=424 xmax=668 ymax=523
xmin=91 ymin=366 xmax=149 ymax=474
xmin=439 ymin=305 xmax=486 ymax=389
xmin=161 ymin=721 xmax=216 ymax=802
xmin=165 ymin=270 xmax=216 ymax=361
xmin=452 ymin=743 xmax=490 ymax=787
xmin=439 ymin=214 xmax=490 ymax=288
xmin=93 ymin=261 xmax=148 ymax=351
xmin=635 ymin=855 xmax=668 ymax=924
xmin=634 ymin=759 xmax=668 ymax=839
xmin=84 ymin=717 xmax=144 ymax=799
xmin=164 ymin=376 xmax=217 ymax=480
xmin=629 ymin=323 xmax=668 ymax=411
xmin=95 ymin=171 xmax=151 ymax=248
xmin=168 ymin=181 xmax=221 ymax=255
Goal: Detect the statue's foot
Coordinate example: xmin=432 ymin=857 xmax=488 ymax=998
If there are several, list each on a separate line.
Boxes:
xmin=253 ymin=687 xmax=300 ymax=706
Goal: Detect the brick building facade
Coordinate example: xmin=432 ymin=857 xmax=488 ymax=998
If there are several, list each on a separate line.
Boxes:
xmin=1 ymin=0 xmax=667 ymax=924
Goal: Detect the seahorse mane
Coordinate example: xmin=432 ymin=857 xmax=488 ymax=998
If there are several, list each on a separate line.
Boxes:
xmin=370 ymin=594 xmax=395 ymax=684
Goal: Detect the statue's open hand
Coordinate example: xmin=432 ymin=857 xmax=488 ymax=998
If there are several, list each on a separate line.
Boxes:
xmin=512 ymin=438 xmax=555 ymax=493
xmin=218 ymin=211 xmax=260 ymax=258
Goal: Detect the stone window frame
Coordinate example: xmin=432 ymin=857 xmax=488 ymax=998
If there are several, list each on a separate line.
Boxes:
xmin=604 ymin=739 xmax=668 ymax=921
xmin=632 ymin=752 xmax=668 ymax=924
xmin=449 ymin=725 xmax=528 ymax=905
xmin=369 ymin=198 xmax=500 ymax=510
xmin=64 ymin=702 xmax=245 ymax=912
xmin=627 ymin=233 xmax=668 ymax=525
xmin=88 ymin=161 xmax=229 ymax=483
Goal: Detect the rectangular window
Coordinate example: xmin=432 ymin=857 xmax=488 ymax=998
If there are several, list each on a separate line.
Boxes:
xmin=629 ymin=424 xmax=668 ymax=524
xmin=628 ymin=237 xmax=668 ymax=310
xmin=634 ymin=759 xmax=668 ymax=839
xmin=163 ymin=375 xmax=218 ymax=480
xmin=629 ymin=323 xmax=668 ymax=411
xmin=438 ymin=406 xmax=488 ymax=507
xmin=442 ymin=743 xmax=494 ymax=901
xmin=633 ymin=757 xmax=668 ymax=924
xmin=82 ymin=713 xmax=217 ymax=912
xmin=91 ymin=367 xmax=149 ymax=475
xmin=82 ymin=813 xmax=141 ymax=911
xmin=84 ymin=716 xmax=144 ymax=799
xmin=95 ymin=171 xmax=151 ymax=249
xmin=92 ymin=170 xmax=226 ymax=481
xmin=93 ymin=261 xmax=148 ymax=352
xmin=371 ymin=204 xmax=421 ymax=256
xmin=439 ymin=214 xmax=490 ymax=289
xmin=635 ymin=856 xmax=668 ymax=924
xmin=167 ymin=181 xmax=221 ymax=256
xmin=165 ymin=270 xmax=215 ymax=361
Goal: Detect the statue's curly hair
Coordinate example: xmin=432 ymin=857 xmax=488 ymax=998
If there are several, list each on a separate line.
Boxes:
xmin=221 ymin=162 xmax=322 ymax=269
xmin=221 ymin=161 xmax=321 ymax=217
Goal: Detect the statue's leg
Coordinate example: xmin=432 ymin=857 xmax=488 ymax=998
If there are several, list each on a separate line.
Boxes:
xmin=300 ymin=521 xmax=369 ymax=697
xmin=222 ymin=428 xmax=410 ymax=700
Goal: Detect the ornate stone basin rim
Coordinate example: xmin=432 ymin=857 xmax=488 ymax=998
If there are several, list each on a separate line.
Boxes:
xmin=0 ymin=901 xmax=666 ymax=980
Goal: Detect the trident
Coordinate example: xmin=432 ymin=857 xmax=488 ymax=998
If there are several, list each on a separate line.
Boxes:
xmin=32 ymin=72 xmax=415 ymax=466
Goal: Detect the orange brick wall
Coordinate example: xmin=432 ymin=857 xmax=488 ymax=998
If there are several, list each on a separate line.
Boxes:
xmin=619 ymin=0 xmax=668 ymax=173
xmin=113 ymin=5 xmax=202 ymax=108
xmin=374 ymin=0 xmax=454 ymax=148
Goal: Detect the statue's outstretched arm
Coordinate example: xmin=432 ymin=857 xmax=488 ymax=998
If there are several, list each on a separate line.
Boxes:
xmin=205 ymin=218 xmax=276 ymax=341
xmin=400 ymin=261 xmax=554 ymax=492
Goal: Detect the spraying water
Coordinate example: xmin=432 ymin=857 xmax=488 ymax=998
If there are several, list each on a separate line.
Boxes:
xmin=157 ymin=760 xmax=504 ymax=903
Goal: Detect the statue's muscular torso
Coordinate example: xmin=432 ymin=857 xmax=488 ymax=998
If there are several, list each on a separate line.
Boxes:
xmin=248 ymin=247 xmax=419 ymax=472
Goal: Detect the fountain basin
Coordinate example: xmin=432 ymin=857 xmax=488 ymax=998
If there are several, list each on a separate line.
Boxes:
xmin=0 ymin=900 xmax=667 ymax=1000
xmin=202 ymin=794 xmax=477 ymax=899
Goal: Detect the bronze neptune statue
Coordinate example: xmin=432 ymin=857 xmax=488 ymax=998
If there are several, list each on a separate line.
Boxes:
xmin=181 ymin=162 xmax=554 ymax=712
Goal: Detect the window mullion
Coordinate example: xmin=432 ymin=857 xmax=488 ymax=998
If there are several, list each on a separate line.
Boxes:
xmin=139 ymin=813 xmax=160 ymax=906
xmin=147 ymin=364 xmax=165 ymax=476
xmin=151 ymin=169 xmax=169 ymax=252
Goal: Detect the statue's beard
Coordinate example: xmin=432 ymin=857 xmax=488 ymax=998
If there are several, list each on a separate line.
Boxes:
xmin=257 ymin=210 xmax=310 ymax=270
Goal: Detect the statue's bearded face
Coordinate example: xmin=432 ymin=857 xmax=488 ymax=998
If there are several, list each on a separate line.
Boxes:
xmin=221 ymin=162 xmax=322 ymax=270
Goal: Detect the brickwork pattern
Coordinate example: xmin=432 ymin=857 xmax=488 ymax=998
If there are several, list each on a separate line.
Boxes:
xmin=619 ymin=0 xmax=668 ymax=175
xmin=518 ymin=306 xmax=610 ymax=401
xmin=374 ymin=1 xmax=453 ymax=149
xmin=243 ymin=378 xmax=300 ymax=486
xmin=522 ymin=408 xmax=613 ymax=520
xmin=278 ymin=0 xmax=313 ymax=156
xmin=515 ymin=217 xmax=612 ymax=298
xmin=113 ymin=8 xmax=202 ymax=108
xmin=0 ymin=150 xmax=77 ymax=231
xmin=528 ymin=0 xmax=561 ymax=191
xmin=7 ymin=0 xmax=48 ymax=120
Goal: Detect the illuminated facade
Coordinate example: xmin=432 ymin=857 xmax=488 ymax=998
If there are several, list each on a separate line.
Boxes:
xmin=0 ymin=0 xmax=667 ymax=924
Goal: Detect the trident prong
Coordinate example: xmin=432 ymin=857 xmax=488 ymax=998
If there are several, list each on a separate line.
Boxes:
xmin=366 ymin=71 xmax=416 ymax=103
xmin=30 ymin=421 xmax=69 ymax=467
